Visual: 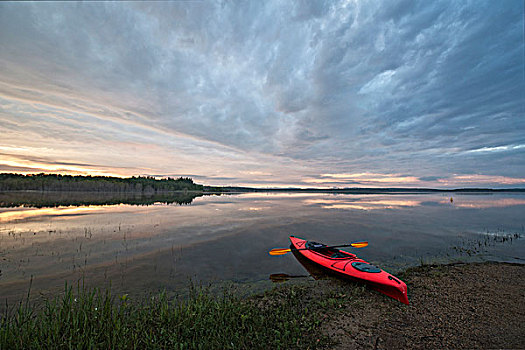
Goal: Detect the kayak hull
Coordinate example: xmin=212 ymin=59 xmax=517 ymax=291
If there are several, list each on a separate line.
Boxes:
xmin=289 ymin=235 xmax=409 ymax=305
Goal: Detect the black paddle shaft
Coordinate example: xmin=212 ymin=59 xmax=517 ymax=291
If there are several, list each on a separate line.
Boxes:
xmin=290 ymin=243 xmax=354 ymax=252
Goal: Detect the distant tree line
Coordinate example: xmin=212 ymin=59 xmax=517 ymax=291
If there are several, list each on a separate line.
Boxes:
xmin=0 ymin=173 xmax=217 ymax=193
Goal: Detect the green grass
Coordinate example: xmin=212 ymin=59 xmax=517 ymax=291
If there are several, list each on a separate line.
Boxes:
xmin=1 ymin=284 xmax=327 ymax=349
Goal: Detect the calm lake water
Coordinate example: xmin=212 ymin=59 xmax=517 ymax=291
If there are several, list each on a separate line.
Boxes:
xmin=1 ymin=191 xmax=524 ymax=306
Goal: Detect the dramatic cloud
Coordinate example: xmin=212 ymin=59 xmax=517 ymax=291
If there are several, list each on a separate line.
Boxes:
xmin=0 ymin=0 xmax=523 ymax=188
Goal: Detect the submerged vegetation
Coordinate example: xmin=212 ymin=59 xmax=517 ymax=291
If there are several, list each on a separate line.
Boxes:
xmin=451 ymin=231 xmax=522 ymax=257
xmin=0 ymin=283 xmax=326 ymax=349
xmin=0 ymin=173 xmax=222 ymax=193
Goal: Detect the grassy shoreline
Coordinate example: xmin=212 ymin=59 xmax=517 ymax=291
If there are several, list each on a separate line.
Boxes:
xmin=1 ymin=282 xmax=327 ymax=349
xmin=2 ymin=261 xmax=524 ymax=349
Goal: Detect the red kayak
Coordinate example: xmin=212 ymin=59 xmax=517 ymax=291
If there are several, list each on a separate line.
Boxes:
xmin=289 ymin=235 xmax=409 ymax=305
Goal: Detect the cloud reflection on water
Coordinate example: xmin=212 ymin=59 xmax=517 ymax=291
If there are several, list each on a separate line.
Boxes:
xmin=304 ymin=195 xmax=525 ymax=211
xmin=444 ymin=198 xmax=525 ymax=209
xmin=0 ymin=206 xmax=107 ymax=224
xmin=304 ymin=198 xmax=422 ymax=210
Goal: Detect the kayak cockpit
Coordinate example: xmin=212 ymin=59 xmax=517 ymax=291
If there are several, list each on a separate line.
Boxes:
xmin=305 ymin=241 xmax=356 ymax=260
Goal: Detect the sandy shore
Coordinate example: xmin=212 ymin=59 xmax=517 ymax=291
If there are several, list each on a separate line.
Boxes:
xmin=299 ymin=262 xmax=525 ymax=349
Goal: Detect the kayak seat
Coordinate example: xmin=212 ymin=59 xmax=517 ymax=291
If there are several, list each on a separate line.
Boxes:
xmin=331 ymin=252 xmax=348 ymax=259
xmin=306 ymin=241 xmax=326 ymax=249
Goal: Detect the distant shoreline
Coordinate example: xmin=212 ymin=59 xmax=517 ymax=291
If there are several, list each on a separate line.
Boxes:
xmin=2 ymin=187 xmax=523 ymax=209
xmin=221 ymin=187 xmax=525 ymax=194
xmin=2 ymin=187 xmax=525 ymax=195
xmin=1 ymin=173 xmax=524 ymax=194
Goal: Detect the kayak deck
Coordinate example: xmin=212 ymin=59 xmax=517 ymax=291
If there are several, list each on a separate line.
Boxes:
xmin=290 ymin=235 xmax=409 ymax=305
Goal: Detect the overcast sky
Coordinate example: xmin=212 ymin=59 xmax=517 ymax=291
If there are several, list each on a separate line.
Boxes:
xmin=0 ymin=0 xmax=523 ymax=188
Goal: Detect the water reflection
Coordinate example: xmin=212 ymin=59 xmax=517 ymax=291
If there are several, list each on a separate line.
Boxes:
xmin=0 ymin=206 xmax=105 ymax=223
xmin=304 ymin=197 xmax=421 ymax=210
xmin=0 ymin=191 xmax=204 ymax=208
xmin=269 ymin=273 xmax=309 ymax=283
xmin=291 ymin=248 xmax=329 ymax=280
xmin=0 ymin=191 xmax=523 ymax=309
xmin=304 ymin=194 xmax=525 ymax=210
xmin=442 ymin=197 xmax=525 ymax=208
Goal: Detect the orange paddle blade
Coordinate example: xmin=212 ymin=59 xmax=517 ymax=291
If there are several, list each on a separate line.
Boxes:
xmin=269 ymin=248 xmax=292 ymax=256
xmin=350 ymin=241 xmax=368 ymax=248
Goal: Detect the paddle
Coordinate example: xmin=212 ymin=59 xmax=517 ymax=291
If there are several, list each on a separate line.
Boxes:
xmin=269 ymin=241 xmax=368 ymax=256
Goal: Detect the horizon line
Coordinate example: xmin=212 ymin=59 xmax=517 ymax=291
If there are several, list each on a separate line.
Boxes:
xmin=1 ymin=172 xmax=524 ymax=192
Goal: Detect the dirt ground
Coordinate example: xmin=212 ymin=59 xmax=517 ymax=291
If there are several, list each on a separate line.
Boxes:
xmin=313 ymin=262 xmax=525 ymax=349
